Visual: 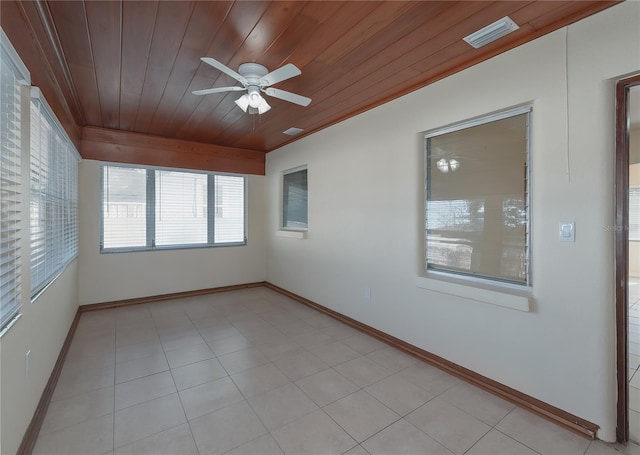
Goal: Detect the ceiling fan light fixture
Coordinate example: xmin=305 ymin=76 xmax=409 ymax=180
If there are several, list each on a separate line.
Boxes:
xmin=247 ymin=86 xmax=262 ymax=108
xmin=463 ymin=16 xmax=519 ymax=48
xmin=235 ymin=94 xmax=250 ymax=112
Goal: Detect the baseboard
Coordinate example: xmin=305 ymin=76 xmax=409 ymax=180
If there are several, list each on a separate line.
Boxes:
xmin=17 ymin=310 xmax=81 ymax=455
xmin=264 ymin=282 xmax=599 ymax=440
xmin=79 ymin=281 xmax=267 ymax=312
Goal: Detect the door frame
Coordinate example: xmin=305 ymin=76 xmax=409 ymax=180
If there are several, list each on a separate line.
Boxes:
xmin=615 ymin=74 xmax=640 ymax=443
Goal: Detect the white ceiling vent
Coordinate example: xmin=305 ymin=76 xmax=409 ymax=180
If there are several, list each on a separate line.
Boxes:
xmin=463 ymin=16 xmax=519 ymax=49
xmin=283 ymin=127 xmax=304 ymax=136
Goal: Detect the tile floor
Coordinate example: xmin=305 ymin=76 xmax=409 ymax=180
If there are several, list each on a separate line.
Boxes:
xmin=630 ymin=277 xmax=640 ymax=444
xmin=33 ymin=286 xmax=640 ymax=455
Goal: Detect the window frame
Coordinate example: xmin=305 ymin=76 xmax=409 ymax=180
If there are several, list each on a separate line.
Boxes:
xmin=99 ymin=162 xmax=247 ymax=253
xmin=29 ymin=87 xmax=80 ymax=300
xmin=424 ymin=105 xmax=532 ymax=288
xmin=0 ymin=28 xmax=30 ymax=333
xmin=282 ymin=165 xmax=308 ymax=231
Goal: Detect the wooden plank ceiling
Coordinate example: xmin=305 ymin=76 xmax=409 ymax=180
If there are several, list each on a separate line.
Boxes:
xmin=18 ymin=1 xmax=619 ymax=153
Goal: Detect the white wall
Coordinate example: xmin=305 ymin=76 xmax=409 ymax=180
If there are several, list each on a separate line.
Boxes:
xmin=266 ymin=2 xmax=640 ymax=441
xmin=78 ymin=160 xmax=266 ymax=305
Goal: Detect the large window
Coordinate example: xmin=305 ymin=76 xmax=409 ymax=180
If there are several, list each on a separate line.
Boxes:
xmin=101 ymin=164 xmax=246 ymax=252
xmin=30 ymin=88 xmax=80 ymax=297
xmin=1 ymin=30 xmax=29 ymax=330
xmin=425 ymin=106 xmax=530 ymax=285
xmin=282 ymin=166 xmax=308 ymax=230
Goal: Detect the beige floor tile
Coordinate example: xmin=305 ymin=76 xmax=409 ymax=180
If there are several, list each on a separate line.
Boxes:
xmin=631 ymin=409 xmax=640 ymax=443
xmin=115 ymin=339 xmax=164 ymax=364
xmin=365 ymin=374 xmax=433 ymax=416
xmin=496 ymin=407 xmax=591 ymax=455
xmin=225 ymin=434 xmax=285 ymax=455
xmin=322 ymin=324 xmax=361 ymax=340
xmin=41 ymin=386 xmax=114 ymax=435
xmin=585 ymin=440 xmax=628 ymax=455
xmin=274 ymin=351 xmax=330 ymax=381
xmin=115 ymin=353 xmax=168 ymax=383
xmin=116 ymin=326 xmax=159 ymax=348
xmin=190 ymin=401 xmax=267 ymax=454
xmin=115 ymin=371 xmax=175 ymax=410
xmin=248 ymin=382 xmax=319 ymax=430
xmin=291 ymin=330 xmax=336 ymax=350
xmin=179 ymin=376 xmax=244 ymax=420
xmin=160 ymin=331 xmax=204 ymax=352
xmin=231 ymin=363 xmax=291 ymax=397
xmin=53 ymin=361 xmax=115 ymax=401
xmin=218 ymin=347 xmax=270 ymax=374
xmin=310 ymin=341 xmax=362 ymax=366
xmin=114 ymin=393 xmax=186 ymax=448
xmin=405 ymin=397 xmax=490 ymax=455
xmin=362 ymin=418 xmax=452 ymax=455
xmin=207 ymin=333 xmax=252 ymax=356
xmin=171 ymin=357 xmax=227 ymax=391
xmin=366 ymin=348 xmax=417 ymax=373
xmin=199 ymin=324 xmax=243 ymax=342
xmin=398 ymin=363 xmax=460 ymax=395
xmin=324 ymin=390 xmax=400 ymax=443
xmin=343 ymin=445 xmax=371 ymax=455
xmin=113 ymin=423 xmax=198 ymax=455
xmin=334 ymin=356 xmax=393 ymax=388
xmin=258 ymin=340 xmax=304 ymax=362
xmin=439 ymin=382 xmax=515 ymax=426
xmin=33 ymin=413 xmax=113 ymax=455
xmin=271 ymin=409 xmax=357 ymax=455
xmin=165 ymin=342 xmax=214 ymax=369
xmin=295 ymin=368 xmax=359 ymax=407
xmin=466 ymin=429 xmax=538 ymax=455
xmin=342 ymin=334 xmax=387 ymax=355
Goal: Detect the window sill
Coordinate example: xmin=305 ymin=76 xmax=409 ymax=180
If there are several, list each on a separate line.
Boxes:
xmin=415 ymin=273 xmax=532 ymax=312
xmin=0 ymin=313 xmax=22 ymax=338
xmin=276 ymin=230 xmax=307 ymax=239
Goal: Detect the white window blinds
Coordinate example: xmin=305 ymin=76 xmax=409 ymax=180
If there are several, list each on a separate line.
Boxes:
xmin=1 ymin=29 xmax=29 ymax=330
xmin=30 ymin=88 xmax=80 ymax=297
xmin=102 ymin=166 xmax=147 ymax=249
xmin=101 ymin=164 xmax=246 ymax=251
xmin=156 ymin=170 xmax=208 ymax=246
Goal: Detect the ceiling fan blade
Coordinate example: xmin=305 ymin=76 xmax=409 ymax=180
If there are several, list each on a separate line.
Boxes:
xmin=192 ymin=86 xmax=246 ymax=96
xmin=264 ymin=87 xmax=311 ymax=107
xmin=261 ymin=63 xmax=301 ymax=86
xmin=201 ymin=57 xmax=247 ymax=84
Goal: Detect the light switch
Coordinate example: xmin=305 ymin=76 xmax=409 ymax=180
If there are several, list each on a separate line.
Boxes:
xmin=559 ymin=222 xmax=575 ymax=242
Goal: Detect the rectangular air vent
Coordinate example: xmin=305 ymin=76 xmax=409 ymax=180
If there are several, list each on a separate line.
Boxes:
xmin=463 ymin=16 xmax=519 ymax=49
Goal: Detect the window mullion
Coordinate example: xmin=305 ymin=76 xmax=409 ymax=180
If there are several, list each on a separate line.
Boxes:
xmin=147 ymin=169 xmax=156 ymax=249
xmin=208 ymin=174 xmax=215 ymax=245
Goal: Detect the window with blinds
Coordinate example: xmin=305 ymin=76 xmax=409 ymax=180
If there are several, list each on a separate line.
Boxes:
xmin=425 ymin=106 xmax=530 ymax=285
xmin=100 ymin=164 xmax=246 ymax=252
xmin=283 ymin=167 xmax=308 ymax=230
xmin=1 ymin=30 xmax=29 ymax=331
xmin=30 ymin=88 xmax=80 ymax=297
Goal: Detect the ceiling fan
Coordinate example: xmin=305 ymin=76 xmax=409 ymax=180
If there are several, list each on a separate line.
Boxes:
xmin=193 ymin=57 xmax=312 ymax=115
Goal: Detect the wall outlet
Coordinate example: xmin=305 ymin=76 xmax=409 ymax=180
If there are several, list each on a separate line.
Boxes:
xmin=364 ymin=287 xmax=371 ymax=300
xmin=26 ymin=350 xmax=31 ymax=377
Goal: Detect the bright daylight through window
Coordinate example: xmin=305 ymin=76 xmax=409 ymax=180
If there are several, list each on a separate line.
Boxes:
xmin=101 ymin=164 xmax=246 ymax=252
xmin=425 ymin=106 xmax=530 ymax=285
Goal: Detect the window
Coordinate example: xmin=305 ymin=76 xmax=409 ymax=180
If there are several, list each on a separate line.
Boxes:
xmin=630 ymin=187 xmax=640 ymax=242
xmin=425 ymin=106 xmax=530 ymax=285
xmin=100 ymin=164 xmax=246 ymax=252
xmin=30 ymin=88 xmax=80 ymax=297
xmin=283 ymin=166 xmax=307 ymax=230
xmin=1 ymin=29 xmax=29 ymax=330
